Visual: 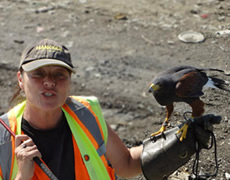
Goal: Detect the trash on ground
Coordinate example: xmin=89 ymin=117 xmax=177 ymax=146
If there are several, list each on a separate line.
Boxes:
xmin=216 ymin=29 xmax=230 ymax=36
xmin=178 ymin=31 xmax=205 ymax=43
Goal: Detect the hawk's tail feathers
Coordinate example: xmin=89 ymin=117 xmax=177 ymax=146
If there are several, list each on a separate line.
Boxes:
xmin=201 ymin=68 xmax=230 ymax=76
xmin=209 ymin=76 xmax=230 ymax=92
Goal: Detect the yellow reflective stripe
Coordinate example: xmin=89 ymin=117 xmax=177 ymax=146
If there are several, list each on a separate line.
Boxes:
xmin=11 ymin=157 xmax=18 ymax=180
xmin=11 ymin=101 xmax=25 ymax=179
xmin=63 ymin=109 xmax=110 ymax=180
xmin=14 ymin=101 xmax=26 ymax=135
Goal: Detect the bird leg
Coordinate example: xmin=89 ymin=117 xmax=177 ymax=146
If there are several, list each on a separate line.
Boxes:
xmin=151 ymin=117 xmax=169 ymax=136
xmin=190 ymin=99 xmax=205 ymax=117
xmin=177 ymin=99 xmax=204 ymax=141
xmin=151 ymin=104 xmax=173 ymax=137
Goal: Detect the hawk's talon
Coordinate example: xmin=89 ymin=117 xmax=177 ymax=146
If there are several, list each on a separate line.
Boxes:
xmin=177 ymin=123 xmax=189 ymax=141
xmin=151 ymin=125 xmax=166 ymax=137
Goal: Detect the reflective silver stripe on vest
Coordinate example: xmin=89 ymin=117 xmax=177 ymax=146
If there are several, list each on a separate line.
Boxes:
xmin=0 ymin=114 xmax=13 ymax=180
xmin=66 ymin=98 xmax=106 ymax=157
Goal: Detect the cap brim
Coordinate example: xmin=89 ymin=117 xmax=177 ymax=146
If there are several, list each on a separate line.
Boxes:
xmin=22 ymin=59 xmax=75 ymax=73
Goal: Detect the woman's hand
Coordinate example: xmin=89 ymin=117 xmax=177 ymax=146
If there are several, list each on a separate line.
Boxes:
xmin=15 ymin=135 xmax=41 ymax=180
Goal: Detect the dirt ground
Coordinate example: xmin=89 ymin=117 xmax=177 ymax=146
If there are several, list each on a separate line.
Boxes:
xmin=0 ymin=0 xmax=230 ymax=179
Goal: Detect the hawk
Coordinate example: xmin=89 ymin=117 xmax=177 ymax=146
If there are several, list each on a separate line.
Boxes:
xmin=148 ymin=65 xmax=229 ymax=141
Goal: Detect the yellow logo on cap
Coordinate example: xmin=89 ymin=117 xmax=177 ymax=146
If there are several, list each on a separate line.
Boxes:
xmin=36 ymin=45 xmax=63 ymax=51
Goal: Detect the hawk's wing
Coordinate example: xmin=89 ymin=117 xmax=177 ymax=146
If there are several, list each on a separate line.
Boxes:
xmin=175 ymin=71 xmax=207 ymax=97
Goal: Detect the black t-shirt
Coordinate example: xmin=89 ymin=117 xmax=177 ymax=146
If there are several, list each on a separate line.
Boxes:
xmin=21 ymin=113 xmax=75 ymax=180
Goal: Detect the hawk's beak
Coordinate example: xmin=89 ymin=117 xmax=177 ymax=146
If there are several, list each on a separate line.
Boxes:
xmin=148 ymin=83 xmax=160 ymax=92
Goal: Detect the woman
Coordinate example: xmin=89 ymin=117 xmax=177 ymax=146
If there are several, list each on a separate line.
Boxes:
xmin=0 ymin=39 xmax=143 ymax=180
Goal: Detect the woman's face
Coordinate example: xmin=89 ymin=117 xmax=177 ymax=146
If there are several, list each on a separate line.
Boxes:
xmin=18 ymin=65 xmax=71 ymax=112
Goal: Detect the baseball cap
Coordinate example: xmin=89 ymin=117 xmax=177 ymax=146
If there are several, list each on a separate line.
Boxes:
xmin=19 ymin=38 xmax=75 ymax=73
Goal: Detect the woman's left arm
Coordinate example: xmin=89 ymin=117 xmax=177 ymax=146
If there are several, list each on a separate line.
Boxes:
xmin=106 ymin=123 xmax=143 ymax=178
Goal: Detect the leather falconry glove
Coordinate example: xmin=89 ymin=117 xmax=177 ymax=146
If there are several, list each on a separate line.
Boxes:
xmin=141 ymin=114 xmax=221 ymax=180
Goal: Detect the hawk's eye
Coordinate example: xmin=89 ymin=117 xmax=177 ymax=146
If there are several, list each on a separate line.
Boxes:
xmin=157 ymin=83 xmax=163 ymax=88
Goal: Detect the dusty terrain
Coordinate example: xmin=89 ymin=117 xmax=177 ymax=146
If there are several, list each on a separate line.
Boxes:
xmin=0 ymin=0 xmax=230 ymax=179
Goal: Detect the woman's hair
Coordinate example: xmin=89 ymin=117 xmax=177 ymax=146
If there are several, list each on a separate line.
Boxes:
xmin=9 ymin=69 xmax=26 ymax=107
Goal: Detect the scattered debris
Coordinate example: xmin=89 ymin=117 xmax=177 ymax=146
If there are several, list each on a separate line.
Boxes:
xmin=13 ymin=39 xmax=24 ymax=44
xmin=200 ymin=14 xmax=208 ymax=18
xmin=35 ymin=6 xmax=54 ymax=13
xmin=225 ymin=172 xmax=230 ymax=180
xmin=114 ymin=13 xmax=128 ymax=20
xmin=141 ymin=35 xmax=154 ymax=45
xmin=178 ymin=31 xmax=205 ymax=43
xmin=79 ymin=0 xmax=87 ymax=3
xmin=216 ymin=29 xmax=230 ymax=36
xmin=36 ymin=26 xmax=44 ymax=33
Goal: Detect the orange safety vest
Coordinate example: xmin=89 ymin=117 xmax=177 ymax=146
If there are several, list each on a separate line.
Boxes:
xmin=0 ymin=96 xmax=115 ymax=180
